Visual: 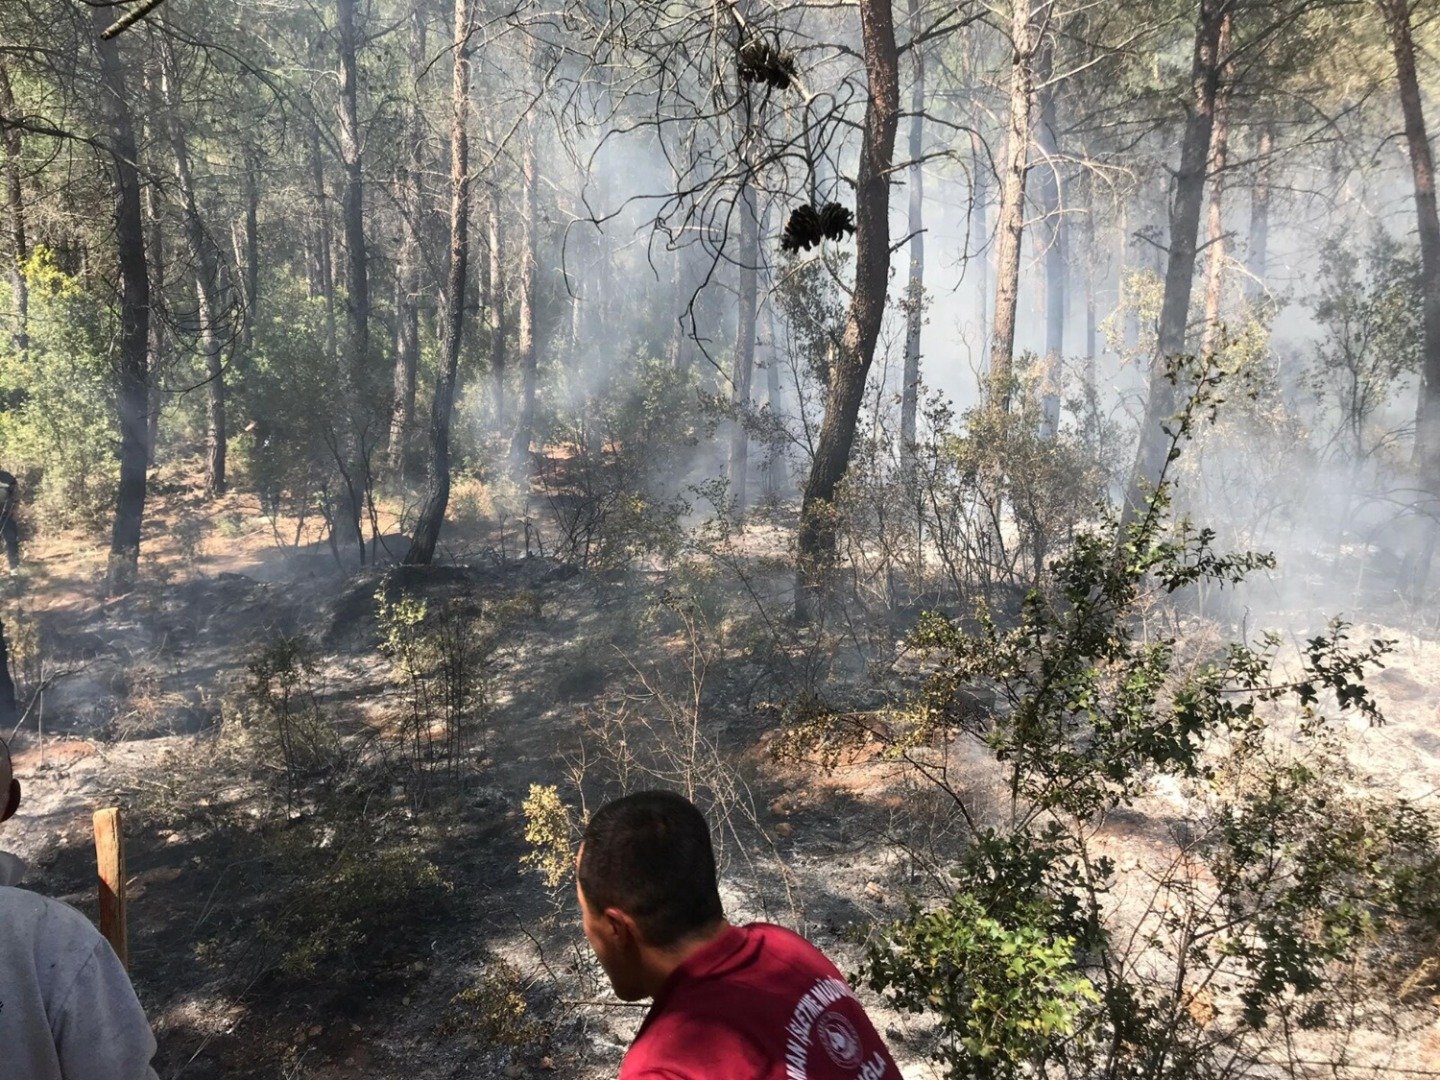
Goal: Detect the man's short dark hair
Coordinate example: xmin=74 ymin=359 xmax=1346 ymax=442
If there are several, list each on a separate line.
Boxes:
xmin=579 ymin=790 xmax=723 ymax=948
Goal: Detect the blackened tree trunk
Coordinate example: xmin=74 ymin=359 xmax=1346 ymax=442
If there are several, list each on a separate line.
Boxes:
xmin=899 ymin=0 xmax=925 ymax=459
xmin=1245 ymin=124 xmax=1272 ymax=302
xmin=507 ymin=110 xmax=539 ymax=478
xmin=1125 ymin=0 xmax=1232 ymax=521
xmin=408 ymin=0 xmax=473 ymax=566
xmin=1377 ymin=0 xmax=1440 ymax=480
xmin=335 ymin=0 xmax=369 ymax=562
xmin=989 ymin=0 xmax=1048 ymax=407
xmin=794 ymin=0 xmax=900 ymax=621
xmin=159 ymin=42 xmax=226 ymax=496
xmin=1199 ymin=10 xmax=1234 ymax=359
xmin=727 ymin=175 xmax=759 ymax=520
xmin=0 ymin=66 xmax=28 ymax=359
xmin=94 ymin=7 xmax=151 ymax=594
xmin=388 ymin=6 xmax=425 ymax=482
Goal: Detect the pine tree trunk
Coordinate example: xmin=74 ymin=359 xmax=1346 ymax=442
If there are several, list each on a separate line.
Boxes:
xmin=159 ymin=42 xmax=226 ymax=496
xmin=899 ymin=0 xmax=925 ymax=459
xmin=0 ymin=66 xmax=28 ymax=359
xmin=1199 ymin=11 xmax=1234 ymax=359
xmin=989 ymin=0 xmax=1048 ymax=407
xmin=1378 ymin=0 xmax=1440 ymax=480
xmin=240 ymin=146 xmax=259 ymax=350
xmin=94 ymin=7 xmax=151 ymax=594
xmin=507 ymin=110 xmax=539 ymax=478
xmin=1035 ymin=37 xmax=1063 ymax=439
xmin=407 ymin=0 xmax=473 ymax=566
xmin=388 ymin=7 xmax=425 ymax=483
xmin=335 ymin=0 xmax=369 ymax=562
xmin=1125 ymin=0 xmax=1232 ymax=521
xmin=145 ymin=160 xmax=164 ymax=467
xmin=765 ymin=303 xmax=784 ymax=498
xmin=795 ymin=0 xmax=900 ymax=622
xmin=487 ymin=187 xmax=507 ymax=425
xmin=728 ymin=176 xmax=759 ymax=521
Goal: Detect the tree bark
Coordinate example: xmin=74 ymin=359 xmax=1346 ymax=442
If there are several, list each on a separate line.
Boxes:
xmin=795 ymin=0 xmax=900 ymax=621
xmin=388 ymin=6 xmax=425 ymax=483
xmin=0 ymin=66 xmax=28 ymax=359
xmin=899 ymin=0 xmax=925 ymax=459
xmin=159 ymin=41 xmax=226 ymax=496
xmin=144 ymin=149 xmax=164 ymax=467
xmin=335 ymin=0 xmax=368 ymax=562
xmin=407 ymin=0 xmax=473 ymax=566
xmin=1377 ymin=0 xmax=1440 ymax=479
xmin=727 ymin=175 xmax=759 ymax=520
xmin=94 ymin=7 xmax=151 ymax=594
xmin=1124 ymin=0 xmax=1232 ymax=521
xmin=1199 ymin=11 xmax=1234 ymax=359
xmin=507 ymin=109 xmax=539 ymax=478
xmin=765 ymin=302 xmax=784 ymax=498
xmin=988 ymin=0 xmax=1048 ymax=407
xmin=240 ymin=145 xmax=259 ymax=349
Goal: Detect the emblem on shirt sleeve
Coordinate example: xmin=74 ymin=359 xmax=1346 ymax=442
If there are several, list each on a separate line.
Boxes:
xmin=816 ymin=1009 xmax=863 ymax=1069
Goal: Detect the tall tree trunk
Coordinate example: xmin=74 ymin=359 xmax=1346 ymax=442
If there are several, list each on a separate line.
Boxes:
xmin=487 ymin=186 xmax=507 ymax=424
xmin=94 ymin=7 xmax=151 ymax=594
xmin=407 ymin=0 xmax=473 ymax=566
xmin=0 ymin=66 xmax=28 ymax=359
xmin=388 ymin=6 xmax=425 ymax=482
xmin=765 ymin=302 xmax=784 ymax=497
xmin=972 ymin=129 xmax=990 ymax=351
xmin=1035 ymin=36 xmax=1063 ymax=439
xmin=335 ymin=0 xmax=368 ymax=562
xmin=1199 ymin=11 xmax=1234 ymax=359
xmin=159 ymin=42 xmax=226 ymax=496
xmin=727 ymin=175 xmax=759 ymax=521
xmin=989 ymin=0 xmax=1048 ymax=407
xmin=795 ymin=0 xmax=900 ymax=621
xmin=240 ymin=145 xmax=259 ymax=349
xmin=507 ymin=109 xmax=539 ymax=478
xmin=1245 ymin=124 xmax=1272 ymax=302
xmin=1125 ymin=0 xmax=1232 ymax=521
xmin=145 ymin=154 xmax=164 ymax=466
xmin=308 ymin=121 xmax=337 ymax=362
xmin=1378 ymin=0 xmax=1440 ymax=480
xmin=899 ymin=0 xmax=925 ymax=459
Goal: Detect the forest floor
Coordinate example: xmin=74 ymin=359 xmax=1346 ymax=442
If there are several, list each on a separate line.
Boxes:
xmin=2 ymin=462 xmax=1439 ymax=1079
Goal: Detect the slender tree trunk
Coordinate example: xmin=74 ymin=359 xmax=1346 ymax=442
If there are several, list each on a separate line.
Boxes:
xmin=728 ymin=175 xmax=759 ymax=520
xmin=308 ymin=121 xmax=337 ymax=362
xmin=1378 ymin=0 xmax=1440 ymax=480
xmin=145 ymin=156 xmax=164 ymax=466
xmin=989 ymin=0 xmax=1048 ymax=407
xmin=159 ymin=42 xmax=226 ymax=496
xmin=1125 ymin=0 xmax=1232 ymax=520
xmin=972 ymin=129 xmax=991 ymax=352
xmin=507 ymin=109 xmax=539 ymax=478
xmin=795 ymin=0 xmax=900 ymax=621
xmin=487 ymin=186 xmax=507 ymax=424
xmin=1035 ymin=36 xmax=1063 ymax=439
xmin=408 ymin=0 xmax=473 ymax=566
xmin=1246 ymin=125 xmax=1272 ymax=302
xmin=388 ymin=7 xmax=425 ymax=482
xmin=1199 ymin=11 xmax=1234 ymax=359
xmin=94 ymin=7 xmax=151 ymax=594
xmin=0 ymin=66 xmax=28 ymax=359
xmin=240 ymin=145 xmax=259 ymax=349
xmin=899 ymin=0 xmax=925 ymax=459
xmin=1083 ymin=180 xmax=1099 ymax=424
xmin=765 ymin=302 xmax=784 ymax=498
xmin=335 ymin=0 xmax=368 ymax=562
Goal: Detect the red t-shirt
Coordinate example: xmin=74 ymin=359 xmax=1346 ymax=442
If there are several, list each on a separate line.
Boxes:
xmin=621 ymin=922 xmax=903 ymax=1080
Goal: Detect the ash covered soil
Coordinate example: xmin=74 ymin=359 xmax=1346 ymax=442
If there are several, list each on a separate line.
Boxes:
xmin=4 ymin=471 xmax=1440 ymax=1078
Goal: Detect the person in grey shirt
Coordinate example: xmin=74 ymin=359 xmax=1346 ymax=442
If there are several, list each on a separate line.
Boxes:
xmin=0 ymin=738 xmax=160 ymax=1079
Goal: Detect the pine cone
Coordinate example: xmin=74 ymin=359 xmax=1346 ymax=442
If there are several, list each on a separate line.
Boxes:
xmin=738 ymin=40 xmax=797 ymax=91
xmin=780 ymin=204 xmax=824 ymax=253
xmin=818 ymin=202 xmax=856 ymax=240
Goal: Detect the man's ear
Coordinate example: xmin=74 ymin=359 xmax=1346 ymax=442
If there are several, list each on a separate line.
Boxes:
xmin=1 ymin=778 xmax=19 ymax=823
xmin=604 ymin=907 xmax=644 ymax=949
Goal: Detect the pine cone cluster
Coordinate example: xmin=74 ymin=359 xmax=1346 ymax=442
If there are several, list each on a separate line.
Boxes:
xmin=780 ymin=202 xmax=856 ymax=253
xmin=737 ymin=39 xmax=797 ymax=91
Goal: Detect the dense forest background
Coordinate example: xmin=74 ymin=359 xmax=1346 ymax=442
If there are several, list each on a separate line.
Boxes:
xmin=1 ymin=0 xmax=1439 ymax=1077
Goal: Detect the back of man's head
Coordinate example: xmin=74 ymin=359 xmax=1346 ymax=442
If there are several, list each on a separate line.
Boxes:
xmin=578 ymin=790 xmax=723 ymax=948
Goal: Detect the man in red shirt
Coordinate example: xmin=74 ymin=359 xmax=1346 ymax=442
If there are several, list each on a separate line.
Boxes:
xmin=576 ymin=790 xmax=903 ymax=1080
